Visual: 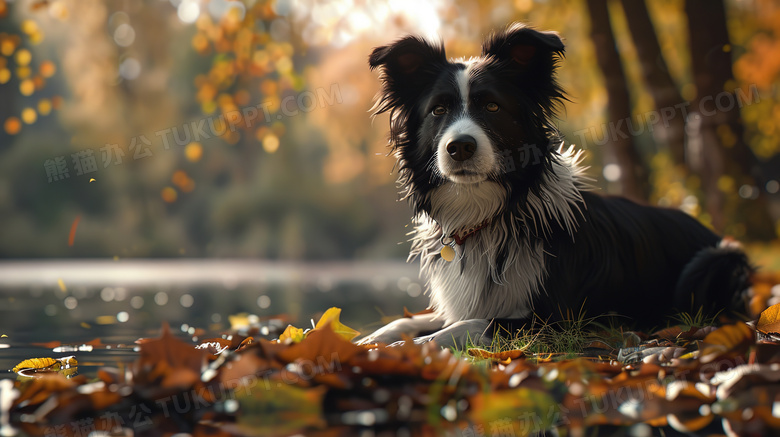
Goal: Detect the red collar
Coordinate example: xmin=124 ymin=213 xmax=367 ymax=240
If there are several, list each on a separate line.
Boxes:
xmin=450 ymin=218 xmax=491 ymax=245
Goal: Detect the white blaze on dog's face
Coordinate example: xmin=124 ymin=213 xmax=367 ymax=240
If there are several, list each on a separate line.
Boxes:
xmin=434 ymin=66 xmax=498 ymax=184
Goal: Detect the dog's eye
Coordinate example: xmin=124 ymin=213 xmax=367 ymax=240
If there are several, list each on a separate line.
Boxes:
xmin=431 ymin=105 xmax=447 ymax=116
xmin=486 ymin=102 xmax=499 ymax=112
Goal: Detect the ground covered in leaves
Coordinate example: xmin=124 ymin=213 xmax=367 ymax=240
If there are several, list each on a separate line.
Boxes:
xmin=6 ymin=273 xmax=780 ymax=437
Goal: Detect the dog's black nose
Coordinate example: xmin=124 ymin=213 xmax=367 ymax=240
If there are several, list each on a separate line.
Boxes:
xmin=446 ymin=136 xmax=477 ymax=161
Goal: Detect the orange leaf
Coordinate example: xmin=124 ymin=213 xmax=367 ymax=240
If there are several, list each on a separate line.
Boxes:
xmin=700 ymin=322 xmax=754 ymax=363
xmin=758 ymin=302 xmax=780 ymax=335
xmin=68 ymin=214 xmax=81 ymax=247
xmin=467 ymin=348 xmax=526 ymax=362
xmin=276 ymin=323 xmax=365 ymax=368
xmin=134 ymin=323 xmax=205 ymax=382
xmin=404 ymin=307 xmax=434 ymax=318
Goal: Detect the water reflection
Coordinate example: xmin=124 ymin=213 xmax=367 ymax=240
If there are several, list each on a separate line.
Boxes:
xmin=0 ymin=260 xmax=422 ymax=379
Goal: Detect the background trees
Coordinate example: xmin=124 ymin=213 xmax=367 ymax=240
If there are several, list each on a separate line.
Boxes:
xmin=0 ymin=0 xmax=778 ymax=258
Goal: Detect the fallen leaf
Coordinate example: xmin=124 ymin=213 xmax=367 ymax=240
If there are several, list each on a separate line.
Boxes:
xmin=403 ymin=307 xmax=434 ymax=318
xmin=653 ymin=325 xmax=710 ymax=342
xmin=278 ymin=325 xmax=305 ymax=343
xmin=236 ymin=336 xmax=254 ymax=351
xmin=313 ymin=307 xmax=360 ymax=341
xmin=758 ymin=303 xmax=780 ymax=335
xmin=276 ymin=323 xmax=365 ymax=371
xmin=133 ymin=322 xmax=205 ymax=384
xmin=468 ymin=348 xmax=526 ymax=362
xmin=12 ymin=373 xmax=79 ymax=407
xmin=197 ymin=338 xmax=232 ymax=359
xmin=699 ymin=322 xmax=754 ymax=363
xmin=31 ymin=340 xmax=62 ymax=349
xmin=68 ymin=214 xmax=81 ymax=247
xmin=13 ymin=356 xmax=78 ymax=380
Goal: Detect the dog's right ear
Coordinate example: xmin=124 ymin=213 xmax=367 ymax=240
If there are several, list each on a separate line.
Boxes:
xmin=369 ymin=36 xmax=447 ymax=114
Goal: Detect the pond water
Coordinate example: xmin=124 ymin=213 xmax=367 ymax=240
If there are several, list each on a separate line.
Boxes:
xmin=0 ymin=259 xmax=423 ymax=379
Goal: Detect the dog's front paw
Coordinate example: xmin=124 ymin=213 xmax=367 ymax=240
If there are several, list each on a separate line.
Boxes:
xmin=357 ymin=331 xmax=402 ymax=346
xmin=413 ymin=319 xmax=493 ymax=349
xmin=357 ymin=313 xmax=444 ymax=346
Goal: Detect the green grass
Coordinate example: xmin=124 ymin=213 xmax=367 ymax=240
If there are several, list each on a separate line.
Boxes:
xmin=452 ymin=312 xmax=629 ymax=363
xmin=454 ymin=308 xmax=726 ymax=364
xmin=671 ymin=307 xmax=720 ymax=328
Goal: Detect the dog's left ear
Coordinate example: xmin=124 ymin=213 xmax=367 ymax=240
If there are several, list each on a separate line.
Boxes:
xmin=481 ymin=23 xmax=564 ymax=75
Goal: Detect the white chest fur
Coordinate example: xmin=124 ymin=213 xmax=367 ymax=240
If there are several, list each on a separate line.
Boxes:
xmin=413 ymin=217 xmax=545 ymax=325
xmin=408 ymin=146 xmax=588 ymax=327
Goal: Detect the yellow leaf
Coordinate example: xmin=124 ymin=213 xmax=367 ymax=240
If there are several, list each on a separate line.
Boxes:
xmin=278 ymin=325 xmax=305 ymax=343
xmin=12 ymin=356 xmax=77 ymax=373
xmin=758 ymin=302 xmax=780 ymax=334
xmin=313 ymin=307 xmax=360 ymax=341
xmin=228 ymin=313 xmax=252 ymax=330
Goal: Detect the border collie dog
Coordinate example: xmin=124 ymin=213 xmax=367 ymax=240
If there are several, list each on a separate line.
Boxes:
xmin=359 ymin=23 xmax=752 ymax=347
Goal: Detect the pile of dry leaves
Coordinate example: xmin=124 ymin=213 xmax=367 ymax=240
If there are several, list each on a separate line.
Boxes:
xmin=7 ymin=274 xmax=780 ymax=437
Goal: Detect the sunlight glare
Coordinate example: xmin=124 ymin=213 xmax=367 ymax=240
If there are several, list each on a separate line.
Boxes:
xmin=178 ymin=0 xmax=200 ymax=23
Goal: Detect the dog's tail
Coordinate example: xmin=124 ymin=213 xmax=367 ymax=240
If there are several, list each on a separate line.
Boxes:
xmin=674 ymin=242 xmax=753 ymax=319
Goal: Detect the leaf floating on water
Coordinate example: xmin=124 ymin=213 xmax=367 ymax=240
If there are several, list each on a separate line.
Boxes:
xmin=13 ymin=357 xmax=56 ymax=373
xmin=12 ymin=356 xmax=77 ymax=373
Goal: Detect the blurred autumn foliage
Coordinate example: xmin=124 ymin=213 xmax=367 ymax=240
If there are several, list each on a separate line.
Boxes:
xmin=0 ymin=0 xmax=778 ymax=258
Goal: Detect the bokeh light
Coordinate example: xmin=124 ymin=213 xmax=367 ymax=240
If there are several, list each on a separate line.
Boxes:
xmin=161 ymin=187 xmax=178 ymax=203
xmin=185 ymin=142 xmax=203 ymax=162
xmin=177 ymin=1 xmax=200 ymax=23
xmin=263 ymin=134 xmax=280 ymax=153
xmin=38 ymin=99 xmax=52 ymax=115
xmin=113 ymin=23 xmax=136 ymax=47
xmin=21 ymin=108 xmax=36 ymax=124
xmin=39 ymin=60 xmax=56 ymax=78
xmin=118 ymin=57 xmax=141 ymax=80
xmin=19 ymin=79 xmax=34 ymax=96
xmin=4 ymin=117 xmax=21 ymax=135
xmin=14 ymin=49 xmax=30 ymax=66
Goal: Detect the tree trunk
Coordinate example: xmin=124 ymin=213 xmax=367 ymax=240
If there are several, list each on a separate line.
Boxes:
xmin=586 ymin=0 xmax=650 ymax=202
xmin=685 ymin=0 xmax=775 ymax=239
xmin=620 ymin=0 xmax=687 ymax=170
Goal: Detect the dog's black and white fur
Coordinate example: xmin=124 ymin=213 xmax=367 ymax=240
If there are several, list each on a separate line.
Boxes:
xmin=359 ymin=23 xmax=752 ymax=347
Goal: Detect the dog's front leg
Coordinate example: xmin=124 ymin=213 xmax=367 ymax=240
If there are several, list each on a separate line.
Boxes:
xmin=412 ymin=319 xmax=492 ymax=349
xmin=357 ymin=312 xmax=444 ymax=345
